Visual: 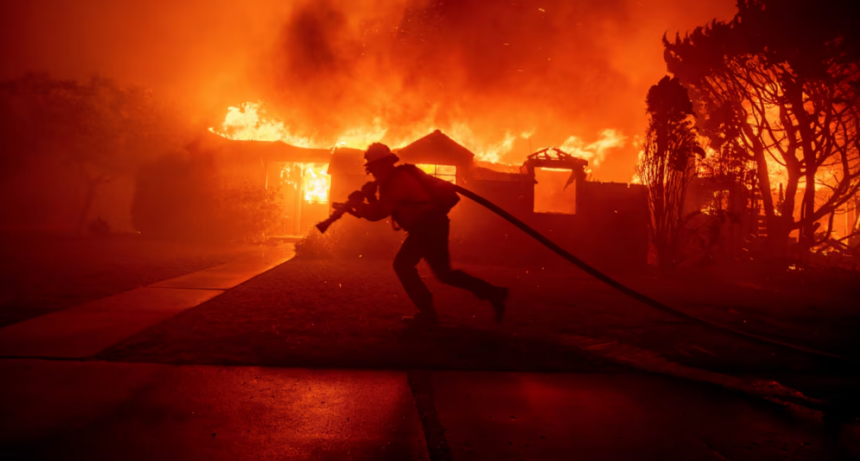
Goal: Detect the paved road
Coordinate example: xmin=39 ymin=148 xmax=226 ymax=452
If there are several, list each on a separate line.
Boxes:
xmin=0 ymin=360 xmax=428 ymax=461
xmin=1 ymin=253 xmax=857 ymax=459
xmin=430 ymin=371 xmax=852 ymax=460
xmin=2 ymin=359 xmax=855 ymax=460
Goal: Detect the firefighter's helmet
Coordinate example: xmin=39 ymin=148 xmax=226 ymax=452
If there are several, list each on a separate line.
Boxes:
xmin=364 ymin=143 xmax=399 ymax=167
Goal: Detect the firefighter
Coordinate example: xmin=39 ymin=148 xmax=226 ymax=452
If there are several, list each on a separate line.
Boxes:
xmin=351 ymin=143 xmax=508 ymax=326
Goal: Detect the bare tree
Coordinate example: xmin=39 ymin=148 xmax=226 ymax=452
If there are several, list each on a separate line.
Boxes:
xmin=636 ymin=76 xmax=702 ymax=270
xmin=664 ymin=0 xmax=860 ymax=258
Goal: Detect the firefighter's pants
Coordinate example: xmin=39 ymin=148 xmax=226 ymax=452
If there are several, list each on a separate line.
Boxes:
xmin=393 ymin=218 xmax=497 ymax=312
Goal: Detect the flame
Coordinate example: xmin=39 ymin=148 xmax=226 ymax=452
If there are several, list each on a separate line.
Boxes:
xmin=211 ymin=101 xmax=627 ymax=168
xmin=416 ymin=164 xmax=457 ymax=184
xmin=334 ymin=118 xmax=389 ymax=149
xmin=437 ymin=123 xmax=519 ymax=164
xmin=301 ymin=164 xmax=330 ymax=203
xmin=559 ymin=129 xmax=626 ymax=167
xmin=210 ymin=101 xmax=389 ymax=150
xmin=210 ymin=102 xmax=316 ymax=147
xmin=279 ymin=162 xmax=330 ymax=204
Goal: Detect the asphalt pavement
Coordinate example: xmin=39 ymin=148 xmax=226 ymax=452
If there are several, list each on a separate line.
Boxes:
xmin=1 ymin=249 xmax=858 ymax=459
xmin=1 ymin=359 xmax=853 ymax=460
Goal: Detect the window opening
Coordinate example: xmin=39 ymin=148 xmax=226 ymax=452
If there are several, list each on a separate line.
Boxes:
xmin=533 ymin=167 xmax=576 ymax=214
xmin=416 ymin=164 xmax=457 ymax=184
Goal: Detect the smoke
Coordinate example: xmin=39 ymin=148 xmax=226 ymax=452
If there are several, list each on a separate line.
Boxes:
xmin=1 ymin=0 xmax=735 ymax=181
xmin=262 ymin=0 xmax=736 ymax=176
xmin=0 ymin=0 xmax=291 ymax=125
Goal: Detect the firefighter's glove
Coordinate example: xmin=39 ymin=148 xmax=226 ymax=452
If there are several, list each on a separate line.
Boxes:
xmin=360 ymin=181 xmax=378 ymax=201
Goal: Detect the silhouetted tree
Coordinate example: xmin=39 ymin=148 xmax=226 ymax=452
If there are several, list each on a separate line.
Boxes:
xmin=0 ymin=75 xmax=182 ymax=232
xmin=664 ymin=0 xmax=860 ymax=258
xmin=636 ymin=76 xmax=703 ymax=270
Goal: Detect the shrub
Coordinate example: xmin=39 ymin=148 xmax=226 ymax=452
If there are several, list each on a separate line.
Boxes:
xmin=131 ymin=150 xmax=281 ymax=243
xmin=294 ymin=225 xmax=339 ymax=259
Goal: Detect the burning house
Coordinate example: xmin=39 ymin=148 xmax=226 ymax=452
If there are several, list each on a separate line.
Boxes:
xmin=198 ymin=128 xmax=648 ymax=269
xmin=186 ymin=132 xmax=334 ymax=239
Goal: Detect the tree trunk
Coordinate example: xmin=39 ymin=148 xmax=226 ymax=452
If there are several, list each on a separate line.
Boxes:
xmin=851 ymin=197 xmax=860 ymax=248
xmin=746 ymin=126 xmax=787 ymax=259
xmin=800 ymin=167 xmax=817 ymax=251
xmin=789 ymin=84 xmax=818 ymax=253
xmin=746 ymin=128 xmax=775 ymax=220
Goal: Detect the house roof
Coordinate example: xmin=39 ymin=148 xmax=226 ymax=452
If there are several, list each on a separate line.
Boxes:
xmin=395 ymin=130 xmax=475 ymax=166
xmin=195 ymin=129 xmax=477 ymax=175
xmin=193 ymin=131 xmax=332 ymax=164
xmin=524 ymin=147 xmax=588 ymax=170
xmin=327 ymin=147 xmax=365 ymax=176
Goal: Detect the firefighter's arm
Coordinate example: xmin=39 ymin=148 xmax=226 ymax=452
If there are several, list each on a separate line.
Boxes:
xmin=354 ymin=198 xmax=395 ymax=221
xmin=361 ymin=181 xmax=378 ymax=203
xmin=354 ymin=178 xmax=400 ymax=221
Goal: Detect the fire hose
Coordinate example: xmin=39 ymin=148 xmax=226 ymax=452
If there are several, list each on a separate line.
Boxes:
xmin=318 ymin=186 xmax=852 ymax=362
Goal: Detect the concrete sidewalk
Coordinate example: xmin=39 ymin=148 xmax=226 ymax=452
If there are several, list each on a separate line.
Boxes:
xmin=0 ymin=359 xmax=849 ymax=460
xmin=0 ymin=246 xmax=294 ymax=358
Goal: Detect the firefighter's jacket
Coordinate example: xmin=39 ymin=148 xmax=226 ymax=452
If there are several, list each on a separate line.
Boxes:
xmin=356 ymin=168 xmax=444 ymax=232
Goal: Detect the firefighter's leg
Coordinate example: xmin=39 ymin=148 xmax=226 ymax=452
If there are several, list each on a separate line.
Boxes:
xmin=393 ymin=233 xmax=434 ymax=313
xmin=423 ymin=220 xmax=498 ymax=300
xmin=422 ymin=219 xmax=508 ymax=322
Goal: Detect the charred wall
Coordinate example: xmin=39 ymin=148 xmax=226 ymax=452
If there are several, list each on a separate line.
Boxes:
xmin=450 ymin=177 xmax=648 ymax=271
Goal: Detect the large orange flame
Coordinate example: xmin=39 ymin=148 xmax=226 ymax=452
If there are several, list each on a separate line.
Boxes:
xmin=559 ymin=129 xmax=626 ymax=168
xmin=301 ymin=164 xmax=330 ymax=203
xmin=210 ymin=101 xmax=627 ymax=166
xmin=210 ymin=102 xmax=316 ymax=147
xmin=279 ymin=162 xmax=330 ymax=204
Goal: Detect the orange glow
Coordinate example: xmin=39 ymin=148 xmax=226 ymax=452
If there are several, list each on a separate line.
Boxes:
xmin=279 ymin=162 xmax=330 ymax=204
xmin=444 ymin=124 xmax=520 ymax=164
xmin=210 ymin=102 xmax=315 ymax=147
xmin=211 ymin=102 xmax=627 ymax=167
xmin=740 ymin=96 xmax=790 ymax=191
xmin=301 ymin=164 xmax=330 ymax=203
xmin=213 ymin=104 xmax=331 ymax=204
xmin=417 ymin=164 xmax=457 ymax=184
xmin=534 ymin=167 xmax=576 ymax=214
xmin=1 ymin=1 xmax=743 ymax=185
xmin=559 ymin=129 xmax=626 ymax=168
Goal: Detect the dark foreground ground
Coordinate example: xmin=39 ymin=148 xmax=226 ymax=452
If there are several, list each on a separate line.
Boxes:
xmin=3 ymin=359 xmax=850 ymax=461
xmin=0 ymin=233 xmax=250 ymax=327
xmin=2 ymin=239 xmax=860 ymax=459
xmin=102 ymin=258 xmax=860 ymax=406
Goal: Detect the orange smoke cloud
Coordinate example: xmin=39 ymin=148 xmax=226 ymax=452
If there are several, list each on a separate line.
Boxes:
xmin=256 ymin=0 xmax=735 ymax=175
xmin=1 ymin=0 xmax=736 ymax=179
